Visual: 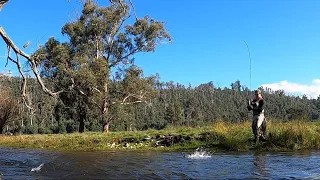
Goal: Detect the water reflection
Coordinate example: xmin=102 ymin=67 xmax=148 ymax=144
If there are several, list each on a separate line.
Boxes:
xmin=252 ymin=153 xmax=269 ymax=179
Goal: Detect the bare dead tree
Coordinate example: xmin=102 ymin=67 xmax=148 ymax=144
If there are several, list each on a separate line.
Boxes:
xmin=0 ymin=1 xmax=63 ymax=114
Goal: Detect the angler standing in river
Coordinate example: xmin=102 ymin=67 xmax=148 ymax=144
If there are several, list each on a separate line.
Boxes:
xmin=247 ymin=89 xmax=267 ymax=144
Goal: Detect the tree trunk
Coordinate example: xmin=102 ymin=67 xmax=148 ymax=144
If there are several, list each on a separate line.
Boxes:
xmin=0 ymin=124 xmax=3 ymax=134
xmin=102 ymin=112 xmax=114 ymax=133
xmin=102 ymin=79 xmax=111 ymax=133
xmin=30 ymin=111 xmax=33 ymax=126
xmin=79 ymin=119 xmax=85 ymax=133
xmin=76 ymin=96 xmax=88 ymax=133
xmin=78 ymin=105 xmax=86 ymax=133
xmin=103 ymin=122 xmax=110 ymax=133
xmin=79 ymin=107 xmax=86 ymax=133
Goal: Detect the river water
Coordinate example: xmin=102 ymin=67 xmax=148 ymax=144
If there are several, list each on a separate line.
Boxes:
xmin=0 ymin=147 xmax=320 ymax=180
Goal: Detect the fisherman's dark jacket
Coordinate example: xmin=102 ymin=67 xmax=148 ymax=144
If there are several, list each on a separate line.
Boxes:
xmin=248 ymin=97 xmax=264 ymax=115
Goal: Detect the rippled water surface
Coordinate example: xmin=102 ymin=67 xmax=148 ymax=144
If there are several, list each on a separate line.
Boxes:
xmin=0 ymin=147 xmax=320 ymax=179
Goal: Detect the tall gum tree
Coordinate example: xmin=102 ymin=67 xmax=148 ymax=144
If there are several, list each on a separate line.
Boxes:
xmin=35 ymin=0 xmax=171 ymax=132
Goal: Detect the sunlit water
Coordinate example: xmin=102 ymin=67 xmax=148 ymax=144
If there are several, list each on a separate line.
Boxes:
xmin=1 ymin=147 xmax=320 ymax=179
xmin=186 ymin=148 xmax=212 ymax=160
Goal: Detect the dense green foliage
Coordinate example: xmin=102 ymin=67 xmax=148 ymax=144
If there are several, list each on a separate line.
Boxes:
xmin=0 ymin=76 xmax=319 ymax=134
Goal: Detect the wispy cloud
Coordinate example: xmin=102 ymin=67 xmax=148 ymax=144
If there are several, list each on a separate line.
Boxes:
xmin=261 ymin=79 xmax=320 ymax=99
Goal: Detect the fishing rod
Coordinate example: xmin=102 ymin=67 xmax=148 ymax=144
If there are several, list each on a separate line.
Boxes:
xmin=243 ymin=40 xmax=252 ymax=121
xmin=243 ymin=40 xmax=252 ymax=90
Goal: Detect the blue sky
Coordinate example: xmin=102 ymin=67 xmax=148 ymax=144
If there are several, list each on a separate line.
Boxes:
xmin=1 ymin=0 xmax=320 ymax=98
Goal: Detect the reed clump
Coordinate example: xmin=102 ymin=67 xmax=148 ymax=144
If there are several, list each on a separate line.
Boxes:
xmin=267 ymin=120 xmax=320 ymax=150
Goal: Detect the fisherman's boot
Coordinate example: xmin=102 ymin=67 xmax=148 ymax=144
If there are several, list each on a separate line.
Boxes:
xmin=254 ymin=127 xmax=261 ymax=145
xmin=255 ymin=135 xmax=259 ymax=145
xmin=260 ymin=132 xmax=267 ymax=142
xmin=260 ymin=119 xmax=267 ymax=142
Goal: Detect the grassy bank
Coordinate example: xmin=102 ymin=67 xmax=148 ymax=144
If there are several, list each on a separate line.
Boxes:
xmin=1 ymin=120 xmax=320 ymax=152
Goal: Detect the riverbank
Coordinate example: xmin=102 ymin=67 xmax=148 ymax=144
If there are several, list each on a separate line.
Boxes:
xmin=0 ymin=120 xmax=320 ymax=152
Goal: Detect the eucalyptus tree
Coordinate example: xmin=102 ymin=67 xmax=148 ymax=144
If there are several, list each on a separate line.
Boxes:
xmin=35 ymin=0 xmax=171 ymax=132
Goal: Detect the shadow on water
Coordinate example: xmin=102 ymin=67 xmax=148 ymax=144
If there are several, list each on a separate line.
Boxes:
xmin=1 ymin=147 xmax=320 ymax=179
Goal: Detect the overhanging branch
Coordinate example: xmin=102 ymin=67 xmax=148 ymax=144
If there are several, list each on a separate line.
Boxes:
xmin=0 ymin=26 xmax=63 ymax=97
xmin=112 ymin=91 xmax=148 ymax=105
xmin=128 ymin=0 xmax=138 ymax=20
xmin=0 ymin=0 xmax=9 ymax=11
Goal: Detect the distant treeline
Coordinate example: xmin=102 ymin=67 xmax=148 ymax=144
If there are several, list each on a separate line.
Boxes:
xmin=0 ymin=77 xmax=318 ymax=134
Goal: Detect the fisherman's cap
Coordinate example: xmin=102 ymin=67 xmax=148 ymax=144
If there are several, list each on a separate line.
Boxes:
xmin=254 ymin=89 xmax=261 ymax=94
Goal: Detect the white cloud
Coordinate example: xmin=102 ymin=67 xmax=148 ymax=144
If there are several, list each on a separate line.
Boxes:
xmin=261 ymin=79 xmax=320 ymax=99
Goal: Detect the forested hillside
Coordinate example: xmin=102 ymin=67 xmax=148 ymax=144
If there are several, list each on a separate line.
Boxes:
xmin=0 ymin=76 xmax=318 ymax=134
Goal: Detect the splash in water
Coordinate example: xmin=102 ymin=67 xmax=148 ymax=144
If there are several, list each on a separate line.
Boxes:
xmin=31 ymin=163 xmax=44 ymax=172
xmin=186 ymin=148 xmax=212 ymax=159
